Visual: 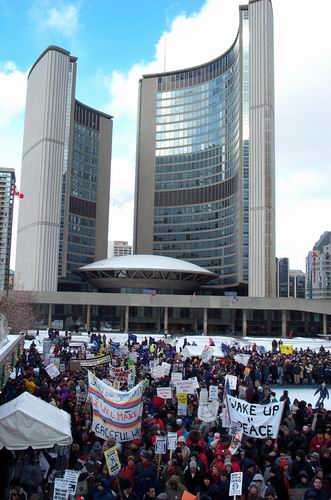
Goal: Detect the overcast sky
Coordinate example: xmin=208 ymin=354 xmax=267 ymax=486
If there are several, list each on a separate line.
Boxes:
xmin=0 ymin=0 xmax=330 ymax=272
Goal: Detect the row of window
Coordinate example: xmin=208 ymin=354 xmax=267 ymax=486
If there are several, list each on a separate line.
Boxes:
xmin=154 ymin=196 xmax=235 ymax=216
xmin=156 ymin=162 xmax=229 ymax=181
xmin=154 ymin=216 xmax=235 ymax=234
xmin=68 ymin=233 xmax=95 ymax=246
xmin=157 ymin=70 xmax=234 ymax=100
xmin=68 ymin=223 xmax=95 ymax=238
xmin=68 ymin=214 xmax=96 ymax=227
xmin=156 ymin=81 xmax=235 ymax=109
xmin=153 ymin=235 xmax=236 ymax=251
xmin=154 ymin=224 xmax=236 ymax=242
xmin=67 ymin=243 xmax=95 ymax=256
xmin=157 ymin=41 xmax=239 ymax=91
xmin=156 ymin=94 xmax=239 ymax=125
xmin=154 ymin=205 xmax=235 ymax=226
xmin=73 ymin=151 xmax=98 ymax=165
xmin=155 ymin=169 xmax=237 ymax=191
xmin=67 ymin=253 xmax=93 ymax=265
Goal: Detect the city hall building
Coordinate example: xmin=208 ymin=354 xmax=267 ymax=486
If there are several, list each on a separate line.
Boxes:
xmin=134 ymin=0 xmax=275 ymax=298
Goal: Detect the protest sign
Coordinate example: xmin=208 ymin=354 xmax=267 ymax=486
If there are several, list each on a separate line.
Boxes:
xmin=175 ymin=379 xmax=195 ymax=394
xmin=234 ymin=354 xmax=250 ymax=366
xmin=149 ymin=359 xmax=158 ymax=370
xmin=104 ymin=447 xmax=121 ymax=476
xmin=64 ymin=469 xmax=79 ymax=495
xmin=209 ymin=385 xmax=218 ymax=401
xmin=129 ymin=352 xmax=138 ymax=363
xmin=59 ymin=363 xmax=65 ymax=372
xmin=127 ymin=372 xmax=135 ymax=388
xmin=229 ymin=430 xmax=243 ymax=455
xmin=45 ymin=363 xmax=60 ymax=380
xmin=88 ymin=371 xmax=144 ymax=442
xmin=50 ymin=357 xmax=60 ymax=369
xmin=109 ymin=366 xmax=130 ymax=384
xmin=157 ymin=387 xmax=172 ymax=399
xmin=39 ymin=452 xmax=50 ymax=479
xmin=199 ymin=388 xmax=208 ymax=403
xmin=280 ymin=344 xmax=294 ymax=355
xmin=177 ymin=392 xmax=187 ymax=416
xmin=198 ymin=400 xmax=219 ymax=422
xmin=155 ymin=435 xmax=167 ymax=455
xmin=171 ymin=372 xmax=182 ymax=383
xmin=229 ymin=472 xmax=243 ymax=497
xmin=190 ymin=377 xmax=200 ymax=389
xmin=53 ymin=478 xmax=69 ymax=500
xmin=225 ymin=374 xmax=237 ymax=390
xmin=167 ymin=432 xmax=178 ymax=450
xmin=161 ymin=362 xmax=171 ymax=375
xmin=226 ymin=395 xmax=284 ymax=439
xmin=151 ymin=366 xmax=165 ymax=379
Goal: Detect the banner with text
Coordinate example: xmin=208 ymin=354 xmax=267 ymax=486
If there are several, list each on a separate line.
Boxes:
xmin=227 ymin=395 xmax=284 ymax=439
xmin=88 ymin=371 xmax=144 ymax=442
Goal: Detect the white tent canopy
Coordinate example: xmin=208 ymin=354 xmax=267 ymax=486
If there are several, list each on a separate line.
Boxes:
xmin=0 ymin=392 xmax=72 ymax=450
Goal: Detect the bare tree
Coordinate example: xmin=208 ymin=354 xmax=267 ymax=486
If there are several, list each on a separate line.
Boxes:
xmin=0 ymin=290 xmax=39 ymax=334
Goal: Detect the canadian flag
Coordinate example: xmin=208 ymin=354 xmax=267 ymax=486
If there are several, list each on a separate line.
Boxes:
xmin=13 ymin=184 xmax=24 ymax=199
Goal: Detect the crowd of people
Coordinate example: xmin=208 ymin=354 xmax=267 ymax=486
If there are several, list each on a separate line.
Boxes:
xmin=1 ymin=331 xmax=331 ymax=500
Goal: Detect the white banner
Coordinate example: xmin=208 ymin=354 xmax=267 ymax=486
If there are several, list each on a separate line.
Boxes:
xmin=88 ymin=371 xmax=144 ymax=442
xmin=227 ymin=395 xmax=284 ymax=439
xmin=157 ymin=387 xmax=172 ymax=399
xmin=198 ymin=400 xmax=219 ymax=422
xmin=234 ymin=354 xmax=250 ymax=366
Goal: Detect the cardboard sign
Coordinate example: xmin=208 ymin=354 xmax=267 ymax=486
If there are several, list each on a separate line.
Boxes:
xmin=157 ymin=387 xmax=172 ymax=399
xmin=234 ymin=354 xmax=250 ymax=366
xmin=63 ymin=469 xmax=80 ymax=495
xmin=229 ymin=472 xmax=243 ymax=497
xmin=209 ymin=385 xmax=218 ymax=401
xmin=171 ymin=372 xmax=182 ymax=383
xmin=155 ymin=435 xmax=167 ymax=455
xmin=53 ymin=478 xmax=69 ymax=500
xmin=151 ymin=366 xmax=165 ymax=379
xmin=104 ymin=447 xmax=121 ymax=476
xmin=45 ymin=363 xmax=60 ymax=379
xmin=175 ymin=380 xmax=195 ymax=394
xmin=199 ymin=388 xmax=209 ymax=404
xmin=161 ymin=362 xmax=171 ymax=375
xmin=167 ymin=432 xmax=178 ymax=450
xmin=226 ymin=374 xmax=237 ymax=390
xmin=39 ymin=452 xmax=50 ymax=479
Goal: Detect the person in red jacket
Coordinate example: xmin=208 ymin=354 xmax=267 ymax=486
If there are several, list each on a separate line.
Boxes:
xmin=310 ymin=432 xmax=327 ymax=454
xmin=119 ymin=456 xmax=137 ymax=492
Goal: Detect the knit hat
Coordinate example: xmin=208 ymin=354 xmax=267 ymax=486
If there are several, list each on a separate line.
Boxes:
xmin=140 ymin=449 xmax=149 ymax=459
xmin=93 ymin=441 xmax=102 ymax=450
xmin=157 ymin=494 xmax=169 ymax=500
xmin=279 ymin=459 xmax=289 ymax=467
xmin=189 ymin=460 xmax=198 ymax=469
xmin=177 ymin=436 xmax=186 ymax=443
xmin=249 ymin=482 xmax=258 ymax=490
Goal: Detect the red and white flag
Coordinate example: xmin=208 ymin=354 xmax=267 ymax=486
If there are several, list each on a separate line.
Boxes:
xmin=13 ymin=184 xmax=24 ymax=199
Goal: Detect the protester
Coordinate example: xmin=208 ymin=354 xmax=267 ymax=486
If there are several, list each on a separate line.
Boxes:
xmin=2 ymin=333 xmax=331 ymax=500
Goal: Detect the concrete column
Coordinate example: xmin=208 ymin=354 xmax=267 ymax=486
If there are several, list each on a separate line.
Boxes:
xmin=86 ymin=304 xmax=91 ymax=331
xmin=281 ymin=310 xmax=287 ymax=338
xmin=323 ymin=314 xmax=327 ymax=336
xmin=156 ymin=309 xmax=161 ymax=332
xmin=303 ymin=311 xmax=308 ymax=336
xmin=48 ymin=303 xmax=52 ymax=328
xmin=193 ymin=317 xmax=198 ymax=333
xmin=242 ymin=309 xmax=247 ymax=337
xmin=203 ymin=308 xmax=208 ymax=336
xmin=164 ymin=307 xmax=168 ymax=333
xmin=124 ymin=305 xmax=129 ymax=333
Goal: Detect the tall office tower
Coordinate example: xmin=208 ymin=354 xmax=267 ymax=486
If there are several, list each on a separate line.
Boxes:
xmin=306 ymin=232 xmax=331 ymax=299
xmin=108 ymin=241 xmax=133 ymax=259
xmin=276 ymin=257 xmax=289 ymax=298
xmin=134 ymin=0 xmax=275 ymax=297
xmin=0 ymin=168 xmax=15 ymax=290
xmin=289 ymin=270 xmax=305 ymax=299
xmin=15 ymin=46 xmax=112 ymax=292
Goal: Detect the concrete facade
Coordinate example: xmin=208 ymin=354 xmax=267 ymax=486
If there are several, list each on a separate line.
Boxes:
xmin=15 ymin=46 xmax=112 ymax=293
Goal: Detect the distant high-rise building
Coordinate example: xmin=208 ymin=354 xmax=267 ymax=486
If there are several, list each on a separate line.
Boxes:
xmin=15 ymin=46 xmax=113 ymax=292
xmin=276 ymin=257 xmax=289 ymax=298
xmin=134 ymin=0 xmax=275 ymax=297
xmin=289 ymin=269 xmax=305 ymax=299
xmin=108 ymin=241 xmax=133 ymax=258
xmin=306 ymin=232 xmax=331 ymax=299
xmin=0 ymin=168 xmax=15 ymax=290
